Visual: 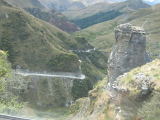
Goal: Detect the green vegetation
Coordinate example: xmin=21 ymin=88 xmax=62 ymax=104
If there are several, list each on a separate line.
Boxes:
xmin=138 ymin=92 xmax=160 ymax=120
xmin=48 ymin=53 xmax=79 ymax=72
xmin=72 ymin=79 xmax=91 ymax=100
xmin=71 ymin=52 xmax=106 ymax=99
xmin=110 ymin=59 xmax=160 ymax=120
xmin=0 ymin=51 xmax=10 ymax=92
xmin=70 ymin=78 xmax=112 ymax=120
xmin=63 ymin=0 xmax=149 ymax=21
xmin=71 ymin=61 xmax=106 ymax=100
xmin=74 ymin=21 xmax=117 ymax=52
xmin=0 ymin=50 xmax=23 ymax=114
xmin=0 ymin=3 xmax=79 ymax=72
xmin=0 ymin=1 xmax=107 ymax=100
xmin=72 ymin=10 xmax=122 ymax=29
xmin=63 ymin=3 xmax=112 ymax=20
xmin=25 ymin=8 xmax=79 ymax=32
xmin=5 ymin=0 xmax=44 ymax=8
xmin=75 ymin=5 xmax=160 ymax=58
xmin=118 ymin=59 xmax=160 ymax=92
xmin=0 ymin=97 xmax=23 ymax=115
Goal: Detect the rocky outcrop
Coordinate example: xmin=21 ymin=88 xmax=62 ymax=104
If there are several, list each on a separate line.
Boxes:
xmin=108 ymin=23 xmax=149 ymax=84
xmin=113 ymin=59 xmax=160 ymax=120
xmin=8 ymin=73 xmax=74 ymax=108
xmin=67 ymin=23 xmax=160 ymax=120
xmin=25 ymin=8 xmax=80 ymax=33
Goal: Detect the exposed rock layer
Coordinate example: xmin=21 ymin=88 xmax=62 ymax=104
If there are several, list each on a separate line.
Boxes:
xmin=8 ymin=73 xmax=74 ymax=108
xmin=108 ymin=23 xmax=149 ymax=84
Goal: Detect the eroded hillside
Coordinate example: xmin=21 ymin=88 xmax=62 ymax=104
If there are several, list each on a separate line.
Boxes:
xmin=75 ymin=4 xmax=160 ymax=58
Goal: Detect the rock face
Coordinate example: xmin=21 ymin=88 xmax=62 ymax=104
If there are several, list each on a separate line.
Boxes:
xmin=108 ymin=23 xmax=149 ymax=84
xmin=8 ymin=73 xmax=74 ymax=108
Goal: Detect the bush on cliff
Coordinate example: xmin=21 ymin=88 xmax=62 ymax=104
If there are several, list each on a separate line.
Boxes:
xmin=0 ymin=50 xmax=23 ymax=114
xmin=0 ymin=51 xmax=10 ymax=92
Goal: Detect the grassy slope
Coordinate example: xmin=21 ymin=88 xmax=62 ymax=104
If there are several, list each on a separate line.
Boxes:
xmin=119 ymin=59 xmax=160 ymax=91
xmin=0 ymin=51 xmax=11 ymax=92
xmin=0 ymin=2 xmax=80 ymax=72
xmin=5 ymin=0 xmax=44 ymax=8
xmin=6 ymin=0 xmax=79 ymax=33
xmin=63 ymin=2 xmax=112 ymax=20
xmin=70 ymin=59 xmax=160 ymax=120
xmin=118 ymin=59 xmax=160 ymax=120
xmin=0 ymin=1 xmax=107 ymax=99
xmin=0 ymin=50 xmax=23 ymax=114
xmin=75 ymin=5 xmax=160 ymax=58
xmin=63 ymin=1 xmax=137 ymax=20
xmin=25 ymin=8 xmax=80 ymax=32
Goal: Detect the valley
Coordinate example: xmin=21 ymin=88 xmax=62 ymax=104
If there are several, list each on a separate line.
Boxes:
xmin=75 ymin=4 xmax=160 ymax=58
xmin=0 ymin=0 xmax=160 ymax=120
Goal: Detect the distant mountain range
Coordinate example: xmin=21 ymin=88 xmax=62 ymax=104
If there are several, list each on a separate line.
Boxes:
xmin=143 ymin=0 xmax=160 ymax=5
xmin=75 ymin=0 xmax=160 ymax=6
xmin=38 ymin=0 xmax=160 ymax=11
xmin=64 ymin=0 xmax=150 ymax=28
xmin=5 ymin=0 xmax=80 ymax=32
xmin=38 ymin=0 xmax=85 ymax=11
xmin=75 ymin=3 xmax=160 ymax=58
xmin=72 ymin=0 xmax=126 ymax=6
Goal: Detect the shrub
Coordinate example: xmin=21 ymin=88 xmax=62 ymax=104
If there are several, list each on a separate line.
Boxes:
xmin=138 ymin=92 xmax=160 ymax=120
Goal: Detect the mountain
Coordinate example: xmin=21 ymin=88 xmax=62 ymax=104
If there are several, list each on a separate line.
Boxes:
xmin=67 ymin=1 xmax=85 ymax=11
xmin=63 ymin=2 xmax=112 ymax=20
xmin=64 ymin=0 xmax=150 ymax=28
xmin=38 ymin=0 xmax=85 ymax=11
xmin=72 ymin=0 xmax=126 ymax=6
xmin=25 ymin=8 xmax=80 ymax=32
xmin=72 ymin=0 xmax=110 ymax=6
xmin=74 ymin=4 xmax=160 ymax=59
xmin=5 ymin=0 xmax=44 ymax=8
xmin=38 ymin=0 xmax=71 ymax=11
xmin=73 ymin=0 xmax=160 ymax=6
xmin=0 ymin=0 xmax=79 ymax=72
xmin=0 ymin=0 xmax=108 ymax=100
xmin=5 ymin=0 xmax=80 ymax=32
xmin=69 ymin=24 xmax=160 ymax=120
xmin=143 ymin=0 xmax=160 ymax=5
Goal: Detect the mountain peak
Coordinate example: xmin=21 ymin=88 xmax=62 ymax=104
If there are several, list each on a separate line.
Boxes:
xmin=0 ymin=0 xmax=12 ymax=7
xmin=126 ymin=0 xmax=150 ymax=9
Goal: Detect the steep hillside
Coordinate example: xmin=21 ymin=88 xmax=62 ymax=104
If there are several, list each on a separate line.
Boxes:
xmin=65 ymin=0 xmax=149 ymax=20
xmin=69 ymin=59 xmax=160 ymax=120
xmin=0 ymin=1 xmax=108 ymax=100
xmin=5 ymin=0 xmax=80 ymax=32
xmin=38 ymin=0 xmax=85 ymax=11
xmin=67 ymin=1 xmax=85 ymax=11
xmin=72 ymin=0 xmax=126 ymax=6
xmin=25 ymin=8 xmax=80 ymax=32
xmin=0 ymin=1 xmax=79 ymax=72
xmin=63 ymin=2 xmax=112 ymax=20
xmin=69 ymin=25 xmax=160 ymax=119
xmin=38 ymin=0 xmax=71 ymax=11
xmin=5 ymin=0 xmax=44 ymax=8
xmin=0 ymin=50 xmax=23 ymax=114
xmin=64 ymin=0 xmax=150 ymax=28
xmin=75 ymin=4 xmax=160 ymax=58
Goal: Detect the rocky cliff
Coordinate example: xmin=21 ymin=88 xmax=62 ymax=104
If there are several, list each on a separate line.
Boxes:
xmin=8 ymin=73 xmax=75 ymax=108
xmin=108 ymin=23 xmax=149 ymax=84
xmin=69 ymin=24 xmax=160 ymax=120
xmin=113 ymin=59 xmax=160 ymax=120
